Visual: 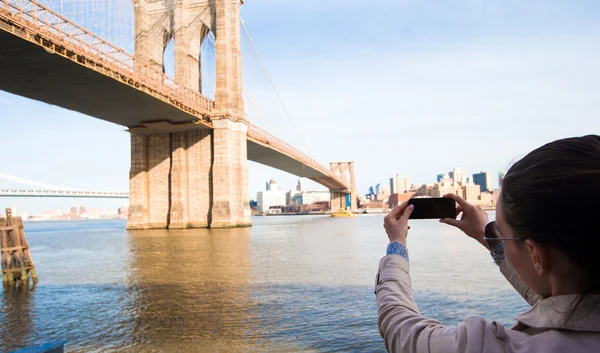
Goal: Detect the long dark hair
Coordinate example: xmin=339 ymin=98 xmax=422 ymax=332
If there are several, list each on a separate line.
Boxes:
xmin=501 ymin=135 xmax=600 ymax=308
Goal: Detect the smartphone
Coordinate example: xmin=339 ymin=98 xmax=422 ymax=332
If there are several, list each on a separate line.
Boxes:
xmin=407 ymin=198 xmax=456 ymax=219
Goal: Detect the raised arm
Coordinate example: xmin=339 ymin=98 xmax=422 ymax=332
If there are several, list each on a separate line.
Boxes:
xmin=377 ymin=202 xmax=509 ymax=353
xmin=440 ymin=194 xmax=541 ymax=306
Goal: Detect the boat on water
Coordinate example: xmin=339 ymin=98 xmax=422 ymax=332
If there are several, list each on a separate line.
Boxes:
xmin=362 ymin=208 xmax=388 ymax=214
xmin=331 ymin=209 xmax=355 ymax=217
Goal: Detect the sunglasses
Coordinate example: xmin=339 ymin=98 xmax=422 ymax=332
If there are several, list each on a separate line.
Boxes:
xmin=484 ymin=221 xmax=522 ymax=253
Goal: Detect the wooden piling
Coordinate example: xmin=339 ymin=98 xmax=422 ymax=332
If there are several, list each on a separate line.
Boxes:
xmin=1 ymin=208 xmax=37 ymax=287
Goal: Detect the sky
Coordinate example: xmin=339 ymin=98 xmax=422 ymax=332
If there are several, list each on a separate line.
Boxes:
xmin=1 ymin=0 xmax=600 ymax=214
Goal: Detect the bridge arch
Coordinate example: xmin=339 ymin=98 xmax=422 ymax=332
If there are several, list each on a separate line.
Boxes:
xmin=134 ymin=0 xmax=216 ymax=95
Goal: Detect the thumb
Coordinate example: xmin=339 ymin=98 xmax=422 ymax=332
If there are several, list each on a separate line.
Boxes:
xmin=404 ymin=204 xmax=415 ymax=219
xmin=440 ymin=218 xmax=462 ymax=229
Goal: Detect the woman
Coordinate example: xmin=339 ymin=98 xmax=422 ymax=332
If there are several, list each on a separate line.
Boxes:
xmin=376 ymin=135 xmax=600 ymax=353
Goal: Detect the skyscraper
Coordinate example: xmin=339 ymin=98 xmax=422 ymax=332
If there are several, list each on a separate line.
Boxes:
xmin=390 ymin=174 xmax=411 ymax=194
xmin=436 ymin=174 xmax=444 ymax=182
xmin=473 ymin=171 xmax=492 ymax=192
xmin=450 ymin=167 xmax=466 ymax=184
xmin=296 ymin=179 xmax=304 ymax=192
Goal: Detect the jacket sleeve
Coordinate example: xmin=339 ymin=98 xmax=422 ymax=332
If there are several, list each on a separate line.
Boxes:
xmin=376 ymin=255 xmax=509 ymax=353
xmin=498 ymin=258 xmax=542 ymax=306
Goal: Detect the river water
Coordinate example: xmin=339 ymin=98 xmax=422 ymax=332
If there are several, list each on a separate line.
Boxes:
xmin=0 ymin=214 xmax=529 ymax=352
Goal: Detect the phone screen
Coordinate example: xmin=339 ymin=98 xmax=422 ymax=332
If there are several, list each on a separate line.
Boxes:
xmin=407 ymin=198 xmax=456 ymax=219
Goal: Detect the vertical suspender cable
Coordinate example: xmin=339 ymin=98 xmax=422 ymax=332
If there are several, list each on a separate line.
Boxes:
xmin=240 ymin=18 xmax=313 ymax=159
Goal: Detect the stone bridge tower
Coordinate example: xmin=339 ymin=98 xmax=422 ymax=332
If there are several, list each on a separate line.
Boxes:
xmin=128 ymin=0 xmax=250 ymax=229
xmin=329 ymin=162 xmax=357 ymax=212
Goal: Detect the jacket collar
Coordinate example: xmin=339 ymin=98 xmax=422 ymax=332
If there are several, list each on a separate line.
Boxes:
xmin=514 ymin=294 xmax=600 ymax=332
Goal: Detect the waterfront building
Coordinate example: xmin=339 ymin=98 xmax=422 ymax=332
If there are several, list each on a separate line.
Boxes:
xmin=432 ymin=182 xmax=458 ymax=198
xmin=292 ymin=190 xmax=331 ymax=205
xmin=473 ymin=171 xmax=492 ymax=192
xmin=377 ymin=185 xmax=391 ymax=202
xmin=257 ymin=179 xmax=287 ymax=213
xmin=388 ymin=192 xmax=416 ymax=208
xmin=479 ymin=192 xmax=494 ymax=206
xmin=118 ymin=205 xmax=129 ymax=218
xmin=390 ymin=174 xmax=411 ymax=195
xmin=414 ymin=184 xmax=434 ymax=197
xmin=257 ymin=190 xmax=287 ymax=213
xmin=462 ymin=183 xmax=481 ymax=203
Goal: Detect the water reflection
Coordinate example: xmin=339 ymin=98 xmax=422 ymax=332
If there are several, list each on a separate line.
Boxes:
xmin=1 ymin=285 xmax=35 ymax=350
xmin=0 ymin=217 xmax=530 ymax=353
xmin=124 ymin=227 xmax=261 ymax=352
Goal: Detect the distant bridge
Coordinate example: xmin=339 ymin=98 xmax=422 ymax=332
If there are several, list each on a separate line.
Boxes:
xmin=0 ymin=190 xmax=129 ymax=199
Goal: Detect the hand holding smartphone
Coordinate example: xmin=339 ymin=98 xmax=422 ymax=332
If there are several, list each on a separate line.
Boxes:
xmin=407 ymin=198 xmax=456 ymax=219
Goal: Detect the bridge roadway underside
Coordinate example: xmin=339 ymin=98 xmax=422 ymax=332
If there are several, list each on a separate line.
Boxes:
xmin=0 ymin=28 xmax=200 ymax=127
xmin=0 ymin=27 xmax=341 ymax=186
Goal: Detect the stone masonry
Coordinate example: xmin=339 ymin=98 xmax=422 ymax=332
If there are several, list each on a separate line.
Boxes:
xmin=329 ymin=162 xmax=358 ymax=211
xmin=128 ymin=0 xmax=250 ymax=229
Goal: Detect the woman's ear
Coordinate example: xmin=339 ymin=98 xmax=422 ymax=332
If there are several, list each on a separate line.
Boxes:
xmin=525 ymin=239 xmax=552 ymax=276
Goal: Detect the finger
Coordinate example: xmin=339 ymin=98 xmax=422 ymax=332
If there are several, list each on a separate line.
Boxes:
xmin=456 ymin=205 xmax=464 ymax=217
xmin=388 ymin=201 xmax=409 ymax=220
xmin=400 ymin=204 xmax=415 ymax=220
xmin=443 ymin=193 xmax=471 ymax=209
xmin=440 ymin=217 xmax=462 ymax=228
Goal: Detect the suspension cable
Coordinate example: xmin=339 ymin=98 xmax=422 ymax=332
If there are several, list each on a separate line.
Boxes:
xmin=240 ymin=18 xmax=313 ymax=158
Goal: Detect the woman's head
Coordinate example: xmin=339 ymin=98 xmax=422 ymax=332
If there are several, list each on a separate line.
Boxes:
xmin=495 ymin=135 xmax=600 ymax=297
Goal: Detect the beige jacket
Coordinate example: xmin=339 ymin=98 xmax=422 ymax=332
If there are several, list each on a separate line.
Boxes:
xmin=375 ymin=254 xmax=600 ymax=353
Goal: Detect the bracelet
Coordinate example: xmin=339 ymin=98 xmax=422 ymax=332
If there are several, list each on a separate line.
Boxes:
xmin=387 ymin=241 xmax=409 ymax=260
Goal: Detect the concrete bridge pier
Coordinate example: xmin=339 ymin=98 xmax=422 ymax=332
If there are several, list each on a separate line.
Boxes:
xmin=168 ymin=131 xmax=213 ymax=229
xmin=210 ymin=119 xmax=252 ymax=228
xmin=329 ymin=192 xmax=344 ymax=211
xmin=127 ymin=131 xmax=213 ymax=230
xmin=126 ymin=126 xmax=250 ymax=230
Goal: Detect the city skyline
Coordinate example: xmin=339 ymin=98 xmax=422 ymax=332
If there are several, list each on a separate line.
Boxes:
xmin=2 ymin=0 xmax=600 ymax=213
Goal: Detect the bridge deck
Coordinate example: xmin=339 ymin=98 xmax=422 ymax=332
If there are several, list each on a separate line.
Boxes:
xmin=0 ymin=1 xmax=350 ymax=192
xmin=0 ymin=20 xmax=209 ymax=128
